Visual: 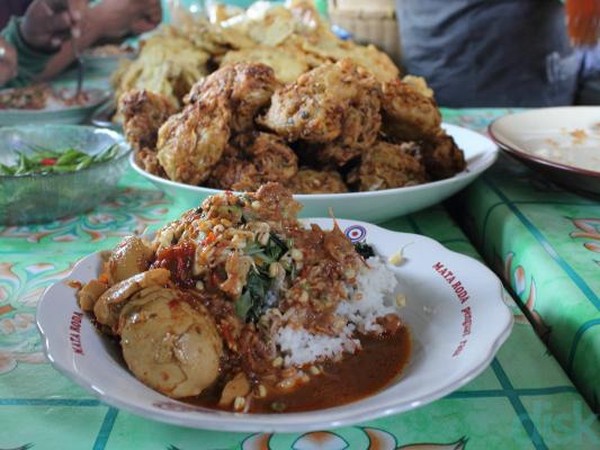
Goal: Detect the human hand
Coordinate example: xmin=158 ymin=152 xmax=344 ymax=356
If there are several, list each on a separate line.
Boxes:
xmin=20 ymin=0 xmax=86 ymax=52
xmin=95 ymin=0 xmax=163 ymax=40
xmin=0 ymin=38 xmax=18 ymax=86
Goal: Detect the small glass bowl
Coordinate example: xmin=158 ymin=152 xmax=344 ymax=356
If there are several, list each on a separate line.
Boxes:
xmin=0 ymin=124 xmax=131 ymax=226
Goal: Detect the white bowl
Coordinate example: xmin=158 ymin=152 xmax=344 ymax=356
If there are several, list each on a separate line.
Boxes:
xmin=37 ymin=218 xmax=513 ymax=432
xmin=130 ymin=123 xmax=498 ymax=223
xmin=489 ymin=106 xmax=600 ymax=196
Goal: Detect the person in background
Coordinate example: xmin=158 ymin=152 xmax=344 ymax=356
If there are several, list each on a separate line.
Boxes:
xmin=0 ymin=0 xmax=37 ymax=30
xmin=395 ymin=0 xmax=591 ymax=107
xmin=0 ymin=0 xmax=84 ymax=87
xmin=0 ymin=37 xmax=18 ymax=85
xmin=39 ymin=0 xmax=162 ymax=80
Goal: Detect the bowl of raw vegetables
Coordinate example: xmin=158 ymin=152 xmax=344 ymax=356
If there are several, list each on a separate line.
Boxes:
xmin=0 ymin=124 xmax=131 ymax=225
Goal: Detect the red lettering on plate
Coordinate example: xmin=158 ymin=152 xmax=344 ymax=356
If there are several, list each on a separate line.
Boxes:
xmin=432 ymin=262 xmax=471 ymax=304
xmin=452 ymin=339 xmax=467 ymax=357
xmin=69 ymin=311 xmax=84 ymax=355
xmin=461 ymin=306 xmax=472 ymax=337
xmin=433 ymin=262 xmax=473 ymax=357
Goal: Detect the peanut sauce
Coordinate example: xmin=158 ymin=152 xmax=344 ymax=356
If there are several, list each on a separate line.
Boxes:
xmin=183 ymin=326 xmax=411 ymax=413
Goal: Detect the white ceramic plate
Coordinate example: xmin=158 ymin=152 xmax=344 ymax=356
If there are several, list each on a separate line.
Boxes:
xmin=0 ymin=88 xmax=110 ymax=127
xmin=81 ymin=46 xmax=136 ymax=75
xmin=489 ymin=106 xmax=600 ymax=195
xmin=131 ymin=123 xmax=498 ymax=223
xmin=37 ymin=219 xmax=513 ymax=433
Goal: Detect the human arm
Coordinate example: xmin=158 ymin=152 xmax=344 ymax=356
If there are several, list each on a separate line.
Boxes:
xmin=38 ymin=0 xmax=162 ymax=81
xmin=0 ymin=0 xmax=85 ymax=87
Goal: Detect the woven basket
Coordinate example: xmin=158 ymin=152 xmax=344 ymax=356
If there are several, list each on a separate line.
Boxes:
xmin=327 ymin=0 xmax=401 ymax=64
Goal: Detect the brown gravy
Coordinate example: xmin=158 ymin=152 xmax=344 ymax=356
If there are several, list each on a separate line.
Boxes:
xmin=184 ymin=326 xmax=411 ymax=413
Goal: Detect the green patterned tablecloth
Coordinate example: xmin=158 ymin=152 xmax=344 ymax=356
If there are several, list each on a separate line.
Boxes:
xmin=443 ymin=108 xmax=600 ymax=418
xmin=2 ymin=152 xmax=600 ymax=448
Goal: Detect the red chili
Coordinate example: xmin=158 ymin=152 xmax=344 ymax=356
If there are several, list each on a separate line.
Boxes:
xmin=203 ymin=231 xmax=216 ymax=245
xmin=40 ymin=158 xmax=57 ymax=166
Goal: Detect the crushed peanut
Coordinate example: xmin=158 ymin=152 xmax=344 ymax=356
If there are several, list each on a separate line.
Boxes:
xmin=272 ymin=356 xmax=283 ymax=368
xmin=257 ymin=384 xmax=267 ymax=398
xmin=233 ymin=396 xmax=246 ymax=411
xmin=395 ymin=293 xmax=407 ymax=308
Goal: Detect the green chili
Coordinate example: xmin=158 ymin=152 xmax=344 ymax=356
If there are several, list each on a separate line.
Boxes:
xmin=0 ymin=143 xmax=120 ymax=176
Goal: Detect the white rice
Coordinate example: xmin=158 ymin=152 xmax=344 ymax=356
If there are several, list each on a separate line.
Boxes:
xmin=275 ymin=324 xmax=360 ymax=367
xmin=274 ymin=256 xmax=400 ymax=367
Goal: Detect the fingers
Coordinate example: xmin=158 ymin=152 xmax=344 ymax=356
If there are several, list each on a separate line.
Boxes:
xmin=45 ymin=10 xmax=75 ymax=46
xmin=126 ymin=0 xmax=162 ymax=37
xmin=22 ymin=0 xmax=87 ymax=50
xmin=148 ymin=5 xmax=163 ymax=24
xmin=130 ymin=18 xmax=159 ymax=35
xmin=136 ymin=1 xmax=163 ymax=33
xmin=40 ymin=0 xmax=84 ymax=37
xmin=44 ymin=0 xmax=79 ymax=16
xmin=67 ymin=0 xmax=87 ymax=22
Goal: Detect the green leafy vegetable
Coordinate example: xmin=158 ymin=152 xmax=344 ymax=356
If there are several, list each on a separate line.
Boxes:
xmin=235 ymin=269 xmax=271 ymax=323
xmin=236 ymin=232 xmax=294 ymax=323
xmin=354 ymin=242 xmax=375 ymax=259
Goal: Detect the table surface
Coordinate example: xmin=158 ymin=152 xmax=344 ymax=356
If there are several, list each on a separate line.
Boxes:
xmin=444 ymin=108 xmax=600 ymax=418
xmin=2 ymin=97 xmax=600 ymax=448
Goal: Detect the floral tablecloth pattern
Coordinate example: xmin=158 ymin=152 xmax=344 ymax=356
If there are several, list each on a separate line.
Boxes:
xmin=2 ymin=143 xmax=600 ymax=448
xmin=443 ymin=108 xmax=600 ymax=415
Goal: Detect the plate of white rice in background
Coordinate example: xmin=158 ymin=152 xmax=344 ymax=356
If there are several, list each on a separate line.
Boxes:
xmin=37 ymin=184 xmax=513 ymax=432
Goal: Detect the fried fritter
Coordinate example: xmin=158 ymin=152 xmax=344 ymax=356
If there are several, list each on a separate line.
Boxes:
xmin=135 ymin=147 xmax=165 ymax=177
xmin=336 ymin=89 xmax=381 ymax=148
xmin=297 ymin=142 xmax=362 ymax=168
xmin=285 ymin=168 xmax=348 ymax=194
xmin=347 ymin=141 xmax=427 ymax=191
xmin=381 ymin=78 xmax=442 ymax=141
xmin=185 ymin=62 xmax=281 ymax=133
xmin=156 ymin=100 xmax=231 ymax=185
xmin=338 ymin=44 xmax=400 ymax=84
xmin=119 ymin=89 xmax=178 ymax=153
xmin=234 ymin=132 xmax=298 ymax=182
xmin=219 ymin=47 xmax=310 ymax=84
xmin=258 ymin=59 xmax=381 ymax=144
xmin=205 ymin=152 xmax=248 ymax=191
xmin=112 ymin=30 xmax=210 ymax=109
xmin=207 ymin=132 xmax=298 ymax=191
xmin=420 ymin=131 xmax=466 ymax=180
xmin=401 ymin=75 xmax=435 ymax=98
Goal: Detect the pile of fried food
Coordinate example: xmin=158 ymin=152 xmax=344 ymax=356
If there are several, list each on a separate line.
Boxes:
xmin=112 ymin=0 xmax=400 ymax=111
xmin=120 ymin=58 xmax=465 ymax=193
xmin=76 ymin=183 xmax=407 ymax=413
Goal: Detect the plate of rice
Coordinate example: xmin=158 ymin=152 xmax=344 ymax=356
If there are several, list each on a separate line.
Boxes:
xmin=37 ymin=184 xmax=513 ymax=432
